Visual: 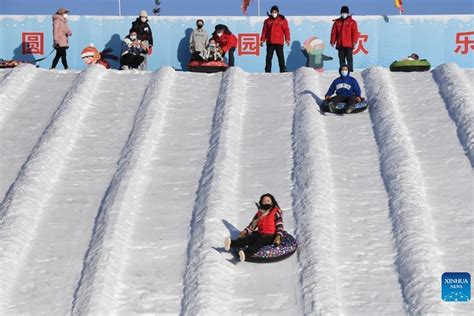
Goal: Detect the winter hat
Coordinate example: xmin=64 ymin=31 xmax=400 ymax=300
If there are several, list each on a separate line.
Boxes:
xmin=340 ymin=6 xmax=349 ymax=14
xmin=139 ymin=10 xmax=148 ymax=17
xmin=56 ymin=8 xmax=70 ymax=15
xmin=270 ymin=5 xmax=279 ymax=13
xmin=215 ymin=24 xmax=225 ymax=32
xmin=81 ymin=44 xmax=101 ymax=61
xmin=339 ymin=64 xmax=350 ymax=75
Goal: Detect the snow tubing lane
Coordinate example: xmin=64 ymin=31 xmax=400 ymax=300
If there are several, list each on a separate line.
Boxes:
xmin=232 ymin=231 xmax=297 ymax=263
xmin=320 ymin=99 xmax=368 ymax=114
xmin=188 ymin=60 xmax=229 ymax=73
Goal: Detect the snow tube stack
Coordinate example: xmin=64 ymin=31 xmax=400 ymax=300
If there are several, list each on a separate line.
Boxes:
xmin=389 ymin=59 xmax=431 ymax=72
xmin=234 ymin=231 xmax=298 ymax=263
xmin=188 ymin=60 xmax=229 ymax=73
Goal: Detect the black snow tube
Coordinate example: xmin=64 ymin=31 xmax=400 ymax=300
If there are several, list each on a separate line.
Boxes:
xmin=188 ymin=60 xmax=229 ymax=73
xmin=389 ymin=59 xmax=431 ymax=72
xmin=232 ymin=231 xmax=297 ymax=263
xmin=320 ymin=98 xmax=368 ymax=114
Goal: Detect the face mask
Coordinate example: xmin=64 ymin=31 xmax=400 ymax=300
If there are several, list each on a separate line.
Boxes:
xmin=272 ymin=13 xmax=278 ymax=18
xmin=130 ymin=35 xmax=137 ymax=40
xmin=341 ymin=13 xmax=348 ymax=19
xmin=209 ymin=44 xmax=216 ymax=50
xmin=197 ymin=24 xmax=203 ymax=29
xmin=259 ymin=204 xmax=273 ymax=211
xmin=217 ymin=32 xmax=223 ymax=37
xmin=63 ymin=13 xmax=68 ymax=19
xmin=141 ymin=17 xmax=147 ymax=23
xmin=341 ymin=70 xmax=349 ymax=77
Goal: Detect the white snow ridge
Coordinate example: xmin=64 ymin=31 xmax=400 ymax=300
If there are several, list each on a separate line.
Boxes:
xmin=0 ymin=65 xmax=472 ymax=315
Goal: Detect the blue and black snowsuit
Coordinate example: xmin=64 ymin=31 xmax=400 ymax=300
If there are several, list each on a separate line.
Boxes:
xmin=325 ymin=65 xmax=361 ymax=107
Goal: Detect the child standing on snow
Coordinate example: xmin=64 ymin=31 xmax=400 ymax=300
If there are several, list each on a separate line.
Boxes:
xmin=224 ymin=193 xmax=284 ymax=262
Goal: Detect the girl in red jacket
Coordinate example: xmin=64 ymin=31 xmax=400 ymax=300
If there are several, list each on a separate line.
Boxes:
xmin=224 ymin=193 xmax=284 ymax=262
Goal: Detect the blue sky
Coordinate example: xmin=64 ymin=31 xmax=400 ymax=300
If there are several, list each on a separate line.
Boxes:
xmin=0 ymin=0 xmax=473 ymax=16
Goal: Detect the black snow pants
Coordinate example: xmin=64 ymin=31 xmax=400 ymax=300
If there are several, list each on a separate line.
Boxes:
xmin=51 ymin=46 xmax=68 ymax=69
xmin=231 ymin=232 xmax=274 ymax=257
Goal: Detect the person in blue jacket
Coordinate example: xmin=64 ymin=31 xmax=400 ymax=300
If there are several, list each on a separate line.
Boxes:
xmin=325 ymin=64 xmax=362 ymax=113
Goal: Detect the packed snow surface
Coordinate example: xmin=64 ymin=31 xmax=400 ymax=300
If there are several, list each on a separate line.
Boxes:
xmin=0 ymin=64 xmax=472 ymax=315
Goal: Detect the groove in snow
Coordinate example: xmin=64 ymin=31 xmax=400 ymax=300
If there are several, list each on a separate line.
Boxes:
xmin=363 ymin=67 xmax=452 ymax=315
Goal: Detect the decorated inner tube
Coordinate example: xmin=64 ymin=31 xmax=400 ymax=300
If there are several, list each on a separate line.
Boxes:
xmin=188 ymin=60 xmax=229 ymax=73
xmin=320 ymin=98 xmax=368 ymax=114
xmin=389 ymin=59 xmax=431 ymax=72
xmin=233 ymin=231 xmax=297 ymax=263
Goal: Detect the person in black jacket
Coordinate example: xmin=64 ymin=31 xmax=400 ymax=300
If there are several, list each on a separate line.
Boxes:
xmin=130 ymin=10 xmax=154 ymax=54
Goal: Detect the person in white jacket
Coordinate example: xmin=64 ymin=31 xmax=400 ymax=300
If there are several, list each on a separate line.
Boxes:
xmin=190 ymin=19 xmax=208 ymax=60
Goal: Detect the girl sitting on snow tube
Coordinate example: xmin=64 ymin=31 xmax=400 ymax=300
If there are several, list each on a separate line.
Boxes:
xmin=224 ymin=193 xmax=297 ymax=263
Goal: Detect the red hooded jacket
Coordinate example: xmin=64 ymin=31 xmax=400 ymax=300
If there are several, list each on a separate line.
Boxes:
xmin=244 ymin=207 xmax=284 ymax=236
xmin=213 ymin=32 xmax=237 ymax=54
xmin=261 ymin=15 xmax=291 ymax=45
xmin=330 ymin=16 xmax=359 ymax=49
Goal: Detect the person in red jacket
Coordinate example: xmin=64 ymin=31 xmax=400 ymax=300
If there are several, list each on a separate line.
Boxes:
xmin=330 ymin=6 xmax=359 ymax=72
xmin=224 ymin=193 xmax=284 ymax=262
xmin=212 ymin=24 xmax=238 ymax=67
xmin=260 ymin=5 xmax=291 ymax=73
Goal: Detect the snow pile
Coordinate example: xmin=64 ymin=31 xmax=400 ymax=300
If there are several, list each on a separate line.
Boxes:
xmin=181 ymin=68 xmax=248 ymax=314
xmin=71 ymin=67 xmax=176 ymax=314
xmin=0 ymin=64 xmax=37 ymax=127
xmin=432 ymin=63 xmax=474 ymax=167
xmin=0 ymin=65 xmax=106 ymax=309
xmin=362 ymin=67 xmax=451 ymax=315
xmin=291 ymin=68 xmax=341 ymax=314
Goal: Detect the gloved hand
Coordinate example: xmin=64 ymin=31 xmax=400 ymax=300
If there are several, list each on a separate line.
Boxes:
xmin=260 ymin=40 xmax=264 ymax=47
xmin=239 ymin=231 xmax=247 ymax=238
xmin=274 ymin=235 xmax=281 ymax=246
xmin=355 ymin=96 xmax=362 ymax=103
xmin=325 ymin=95 xmax=331 ymax=101
xmin=286 ymin=40 xmax=290 ymax=47
xmin=148 ymin=46 xmax=153 ymax=55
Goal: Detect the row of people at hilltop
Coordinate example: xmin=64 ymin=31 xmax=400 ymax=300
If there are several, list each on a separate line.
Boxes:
xmin=51 ymin=5 xmax=361 ymax=72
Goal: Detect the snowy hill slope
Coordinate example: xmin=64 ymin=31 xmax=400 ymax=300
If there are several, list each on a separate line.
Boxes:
xmin=0 ymin=64 xmax=472 ymax=315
